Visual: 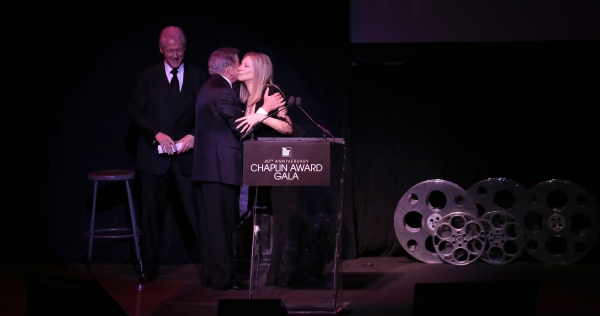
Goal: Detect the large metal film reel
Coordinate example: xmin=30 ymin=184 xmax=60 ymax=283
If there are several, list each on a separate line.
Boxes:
xmin=514 ymin=179 xmax=600 ymax=264
xmin=479 ymin=210 xmax=525 ymax=264
xmin=432 ymin=212 xmax=487 ymax=265
xmin=465 ymin=177 xmax=528 ymax=217
xmin=394 ymin=179 xmax=478 ymax=263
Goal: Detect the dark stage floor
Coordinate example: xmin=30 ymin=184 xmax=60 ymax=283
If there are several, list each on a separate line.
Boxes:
xmin=3 ymin=257 xmax=600 ymax=316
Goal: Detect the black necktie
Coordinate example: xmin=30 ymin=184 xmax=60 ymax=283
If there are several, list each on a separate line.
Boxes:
xmin=170 ymin=68 xmax=180 ymax=93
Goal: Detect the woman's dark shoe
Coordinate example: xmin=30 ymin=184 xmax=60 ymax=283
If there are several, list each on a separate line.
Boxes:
xmin=139 ymin=268 xmax=158 ymax=283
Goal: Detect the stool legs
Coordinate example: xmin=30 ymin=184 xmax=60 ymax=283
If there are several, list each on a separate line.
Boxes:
xmin=87 ymin=181 xmax=99 ymax=274
xmin=86 ymin=179 xmax=143 ymax=275
xmin=125 ymin=179 xmax=144 ymax=273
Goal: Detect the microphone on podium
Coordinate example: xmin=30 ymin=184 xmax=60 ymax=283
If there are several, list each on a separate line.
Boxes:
xmin=294 ymin=97 xmax=335 ymax=139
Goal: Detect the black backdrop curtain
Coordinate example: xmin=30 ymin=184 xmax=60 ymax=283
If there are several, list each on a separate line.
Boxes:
xmin=5 ymin=1 xmax=600 ymax=265
xmin=351 ymin=41 xmax=600 ymax=260
xmin=6 ymin=1 xmax=356 ymax=264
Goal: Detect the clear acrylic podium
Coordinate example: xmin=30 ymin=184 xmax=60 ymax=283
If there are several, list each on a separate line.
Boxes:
xmin=242 ymin=137 xmax=348 ymax=314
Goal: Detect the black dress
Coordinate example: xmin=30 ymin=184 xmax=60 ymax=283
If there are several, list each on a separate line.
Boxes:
xmin=245 ymin=85 xmax=321 ymax=287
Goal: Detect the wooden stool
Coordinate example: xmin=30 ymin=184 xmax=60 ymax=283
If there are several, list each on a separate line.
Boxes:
xmin=86 ymin=170 xmax=142 ymax=273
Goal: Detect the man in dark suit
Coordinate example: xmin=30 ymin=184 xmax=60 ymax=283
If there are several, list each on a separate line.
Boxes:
xmin=128 ymin=26 xmax=207 ymax=282
xmin=192 ymin=47 xmax=282 ymax=291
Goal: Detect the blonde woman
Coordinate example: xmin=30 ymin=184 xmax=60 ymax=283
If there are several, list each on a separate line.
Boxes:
xmin=235 ymin=52 xmax=293 ymax=138
xmin=236 ymin=52 xmax=318 ymax=287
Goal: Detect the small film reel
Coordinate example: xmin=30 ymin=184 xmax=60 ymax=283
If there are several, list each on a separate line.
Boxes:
xmin=394 ymin=180 xmax=478 ymax=263
xmin=479 ymin=210 xmax=525 ymax=264
xmin=515 ymin=179 xmax=599 ymax=264
xmin=432 ymin=212 xmax=487 ymax=265
xmin=466 ymin=177 xmax=528 ymax=217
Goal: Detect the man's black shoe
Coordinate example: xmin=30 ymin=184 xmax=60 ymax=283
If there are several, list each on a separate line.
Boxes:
xmin=200 ymin=278 xmax=212 ymax=288
xmin=226 ymin=282 xmax=249 ymax=291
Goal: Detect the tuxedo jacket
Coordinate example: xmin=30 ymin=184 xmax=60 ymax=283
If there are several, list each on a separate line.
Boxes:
xmin=128 ymin=62 xmax=207 ymax=176
xmin=192 ymin=74 xmax=245 ymax=186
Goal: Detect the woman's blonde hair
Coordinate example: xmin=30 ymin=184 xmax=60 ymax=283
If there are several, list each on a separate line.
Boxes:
xmin=239 ymin=52 xmax=283 ymax=106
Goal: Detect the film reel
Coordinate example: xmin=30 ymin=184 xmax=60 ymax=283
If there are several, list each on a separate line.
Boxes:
xmin=432 ymin=212 xmax=486 ymax=265
xmin=394 ymin=179 xmax=478 ymax=263
xmin=465 ymin=177 xmax=527 ymax=217
xmin=515 ymin=179 xmax=600 ymax=264
xmin=479 ymin=210 xmax=524 ymax=264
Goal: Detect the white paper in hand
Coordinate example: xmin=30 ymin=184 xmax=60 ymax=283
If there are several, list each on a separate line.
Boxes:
xmin=157 ymin=143 xmax=182 ymax=154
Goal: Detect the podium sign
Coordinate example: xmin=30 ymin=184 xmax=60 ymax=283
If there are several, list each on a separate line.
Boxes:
xmin=242 ymin=137 xmax=348 ymax=314
xmin=243 ymin=140 xmax=330 ymax=186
